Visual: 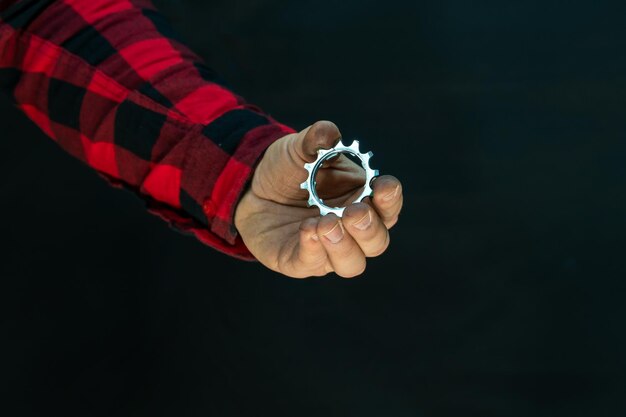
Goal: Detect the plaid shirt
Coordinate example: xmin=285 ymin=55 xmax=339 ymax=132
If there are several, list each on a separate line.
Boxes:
xmin=0 ymin=0 xmax=295 ymax=260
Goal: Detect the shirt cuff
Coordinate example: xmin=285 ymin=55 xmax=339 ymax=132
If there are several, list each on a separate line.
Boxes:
xmin=202 ymin=110 xmax=296 ymax=246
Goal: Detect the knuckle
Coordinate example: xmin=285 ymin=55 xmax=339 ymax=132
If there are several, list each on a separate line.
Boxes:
xmin=328 ymin=242 xmax=366 ymax=275
xmin=338 ymin=262 xmax=366 ymax=278
xmin=368 ymin=231 xmax=390 ymax=257
xmin=328 ymin=240 xmax=356 ymax=258
xmin=384 ymin=216 xmax=398 ymax=229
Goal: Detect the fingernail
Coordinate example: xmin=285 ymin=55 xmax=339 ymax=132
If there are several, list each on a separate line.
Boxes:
xmin=352 ymin=210 xmax=372 ymax=230
xmin=383 ymin=185 xmax=400 ymax=202
xmin=311 ymin=233 xmax=319 ymax=241
xmin=322 ymin=221 xmax=344 ymax=244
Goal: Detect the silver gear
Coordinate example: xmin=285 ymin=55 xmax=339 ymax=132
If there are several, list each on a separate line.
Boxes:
xmin=300 ymin=139 xmax=379 ymax=217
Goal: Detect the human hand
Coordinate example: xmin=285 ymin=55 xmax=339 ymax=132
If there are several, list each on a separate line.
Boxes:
xmin=234 ymin=121 xmax=403 ymax=278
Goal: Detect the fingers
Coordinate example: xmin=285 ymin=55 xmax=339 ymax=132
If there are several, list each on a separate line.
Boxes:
xmin=295 ymin=120 xmax=342 ymax=162
xmin=291 ymin=175 xmax=401 ymax=278
xmin=370 ymin=175 xmax=403 ymax=229
xmin=317 ymin=214 xmax=366 ymax=278
xmin=343 ymin=203 xmax=390 ymax=258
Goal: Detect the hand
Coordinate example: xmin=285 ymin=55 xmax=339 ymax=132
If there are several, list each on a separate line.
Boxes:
xmin=234 ymin=121 xmax=403 ymax=278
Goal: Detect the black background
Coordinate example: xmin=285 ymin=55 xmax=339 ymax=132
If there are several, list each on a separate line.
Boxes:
xmin=2 ymin=1 xmax=626 ymax=416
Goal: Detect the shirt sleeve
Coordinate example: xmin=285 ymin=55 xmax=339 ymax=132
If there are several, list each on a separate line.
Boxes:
xmin=0 ymin=0 xmax=296 ymax=260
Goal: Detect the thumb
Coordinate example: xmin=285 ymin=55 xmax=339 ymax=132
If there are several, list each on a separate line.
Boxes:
xmin=294 ymin=120 xmax=342 ymax=163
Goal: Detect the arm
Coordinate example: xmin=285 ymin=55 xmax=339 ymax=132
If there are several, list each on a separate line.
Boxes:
xmin=0 ymin=0 xmax=294 ymax=260
xmin=0 ymin=0 xmax=404 ymax=277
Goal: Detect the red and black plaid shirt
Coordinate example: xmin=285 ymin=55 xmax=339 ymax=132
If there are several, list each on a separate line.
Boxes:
xmin=0 ymin=0 xmax=295 ymax=260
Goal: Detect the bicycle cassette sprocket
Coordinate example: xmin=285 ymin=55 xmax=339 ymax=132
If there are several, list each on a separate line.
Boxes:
xmin=300 ymin=139 xmax=379 ymax=217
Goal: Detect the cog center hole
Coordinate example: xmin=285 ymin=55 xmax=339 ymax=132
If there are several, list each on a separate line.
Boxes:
xmin=313 ymin=150 xmax=366 ymax=208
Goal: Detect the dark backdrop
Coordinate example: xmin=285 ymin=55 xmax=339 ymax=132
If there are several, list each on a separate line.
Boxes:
xmin=2 ymin=1 xmax=626 ymax=416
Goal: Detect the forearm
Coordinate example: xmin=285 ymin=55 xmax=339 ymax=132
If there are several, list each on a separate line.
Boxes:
xmin=0 ymin=0 xmax=294 ymax=259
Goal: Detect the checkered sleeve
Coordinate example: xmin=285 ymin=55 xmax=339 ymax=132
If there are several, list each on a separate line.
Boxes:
xmin=0 ymin=0 xmax=295 ymax=260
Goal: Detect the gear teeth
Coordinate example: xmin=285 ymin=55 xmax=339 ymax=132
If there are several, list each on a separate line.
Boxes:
xmin=301 ymin=138 xmax=379 ymax=218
